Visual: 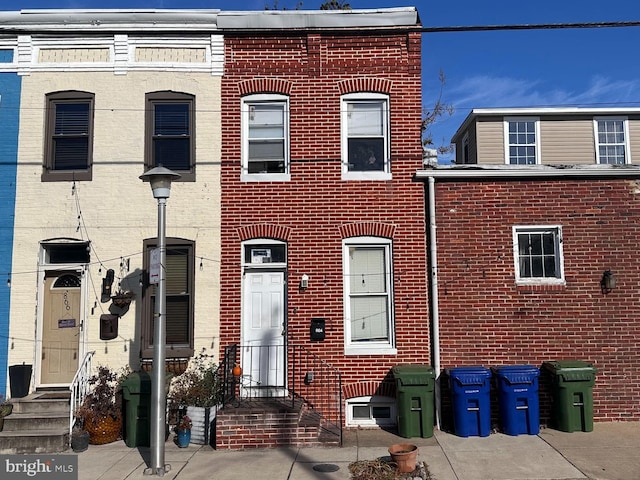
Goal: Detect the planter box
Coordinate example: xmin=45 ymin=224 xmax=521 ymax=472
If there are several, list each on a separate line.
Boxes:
xmin=186 ymin=405 xmax=219 ymax=445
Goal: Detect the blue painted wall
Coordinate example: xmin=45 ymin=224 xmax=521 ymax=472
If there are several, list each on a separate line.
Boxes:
xmin=0 ymin=49 xmax=20 ymax=397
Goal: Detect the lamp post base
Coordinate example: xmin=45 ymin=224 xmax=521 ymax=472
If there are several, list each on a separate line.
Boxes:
xmin=144 ymin=464 xmax=172 ymax=476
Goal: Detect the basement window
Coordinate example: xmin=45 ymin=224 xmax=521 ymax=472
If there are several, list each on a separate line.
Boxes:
xmin=346 ymin=396 xmax=395 ymax=427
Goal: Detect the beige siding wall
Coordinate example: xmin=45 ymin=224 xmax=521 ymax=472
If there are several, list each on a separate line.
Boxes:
xmin=476 ymin=118 xmax=504 ymax=164
xmin=11 ymin=71 xmax=221 ymax=378
xmin=628 ymin=118 xmax=640 ymax=164
xmin=540 ymin=118 xmax=595 ymax=165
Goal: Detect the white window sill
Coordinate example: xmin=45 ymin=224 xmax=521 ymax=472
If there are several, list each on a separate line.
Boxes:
xmin=241 ymin=173 xmax=291 ymax=182
xmin=342 ymin=172 xmax=392 ymax=181
xmin=344 ymin=346 xmax=397 ymax=356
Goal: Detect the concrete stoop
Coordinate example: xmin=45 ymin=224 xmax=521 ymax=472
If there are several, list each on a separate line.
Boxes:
xmin=0 ymin=391 xmax=71 ymax=454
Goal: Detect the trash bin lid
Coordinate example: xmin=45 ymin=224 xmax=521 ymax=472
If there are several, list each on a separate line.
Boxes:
xmin=543 ymin=360 xmax=597 ymax=381
xmin=491 ymin=365 xmax=539 ymax=384
xmin=447 ymin=366 xmax=491 ymax=385
xmin=392 ymin=364 xmax=435 ymax=385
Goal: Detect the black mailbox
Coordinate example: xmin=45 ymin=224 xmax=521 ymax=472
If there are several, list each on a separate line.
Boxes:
xmin=310 ymin=318 xmax=325 ymax=341
xmin=100 ymin=314 xmax=119 ymax=340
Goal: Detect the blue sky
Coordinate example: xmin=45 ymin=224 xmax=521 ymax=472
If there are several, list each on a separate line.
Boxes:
xmin=3 ymin=0 xmax=640 ymax=161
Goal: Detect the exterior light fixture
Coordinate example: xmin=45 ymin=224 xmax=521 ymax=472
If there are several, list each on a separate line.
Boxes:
xmin=139 ymin=166 xmax=180 ymax=476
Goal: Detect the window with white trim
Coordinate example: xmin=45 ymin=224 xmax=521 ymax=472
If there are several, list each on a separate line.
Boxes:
xmin=513 ymin=226 xmax=564 ymax=284
xmin=341 ymin=93 xmax=390 ymax=180
xmin=343 ymin=237 xmax=395 ymax=354
xmin=595 ymin=117 xmax=629 ymax=165
xmin=241 ymin=94 xmax=290 ymax=181
xmin=346 ymin=396 xmax=396 ymax=427
xmin=505 ymin=117 xmax=540 ymax=165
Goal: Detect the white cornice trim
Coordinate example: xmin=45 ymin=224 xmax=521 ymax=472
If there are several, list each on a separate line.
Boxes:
xmin=415 ymin=164 xmax=640 ymax=180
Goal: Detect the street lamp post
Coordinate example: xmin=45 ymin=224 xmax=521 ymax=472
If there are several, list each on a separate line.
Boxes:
xmin=139 ymin=166 xmax=181 ymax=476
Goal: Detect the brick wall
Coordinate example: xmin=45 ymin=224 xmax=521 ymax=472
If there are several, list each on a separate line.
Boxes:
xmin=220 ymin=30 xmax=429 ymax=409
xmin=433 ymin=178 xmax=640 ymax=422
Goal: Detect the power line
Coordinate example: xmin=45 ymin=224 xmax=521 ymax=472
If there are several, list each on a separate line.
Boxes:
xmin=422 ymin=20 xmax=640 ymax=33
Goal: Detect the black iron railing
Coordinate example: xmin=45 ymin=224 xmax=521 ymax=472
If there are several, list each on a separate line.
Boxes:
xmin=222 ymin=343 xmax=343 ymax=444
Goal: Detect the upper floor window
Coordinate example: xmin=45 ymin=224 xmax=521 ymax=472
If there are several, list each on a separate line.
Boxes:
xmin=461 ymin=132 xmax=470 ymax=164
xmin=343 ymin=237 xmax=395 ymax=355
xmin=241 ymin=94 xmax=290 ymax=182
xmin=513 ymin=225 xmax=564 ymax=284
xmin=43 ymin=91 xmax=94 ymax=182
xmin=145 ymin=91 xmax=195 ymax=181
xmin=595 ymin=117 xmax=629 ymax=165
xmin=505 ymin=117 xmax=540 ymax=165
xmin=141 ymin=237 xmax=195 ymax=359
xmin=341 ymin=93 xmax=391 ymax=180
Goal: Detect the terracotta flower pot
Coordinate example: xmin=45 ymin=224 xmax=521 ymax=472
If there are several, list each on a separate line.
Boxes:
xmin=388 ymin=443 xmax=418 ymax=473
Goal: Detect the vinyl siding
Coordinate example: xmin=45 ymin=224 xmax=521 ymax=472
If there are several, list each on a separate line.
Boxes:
xmin=476 ymin=118 xmax=504 ymax=164
xmin=540 ymin=118 xmax=595 ymax=165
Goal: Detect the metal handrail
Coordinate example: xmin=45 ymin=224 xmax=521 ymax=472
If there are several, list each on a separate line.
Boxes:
xmin=291 ymin=345 xmax=343 ymax=445
xmin=68 ymin=350 xmax=95 ymax=445
xmin=222 ymin=343 xmax=343 ymax=445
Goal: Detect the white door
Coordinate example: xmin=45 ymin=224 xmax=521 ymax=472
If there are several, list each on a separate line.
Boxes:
xmin=241 ymin=270 xmax=286 ymax=397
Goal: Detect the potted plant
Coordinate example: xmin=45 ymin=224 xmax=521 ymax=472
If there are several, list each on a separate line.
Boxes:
xmin=75 ymin=365 xmax=123 ymax=445
xmin=0 ymin=394 xmax=13 ymax=432
xmin=70 ymin=416 xmax=90 ymax=453
xmin=175 ymin=414 xmax=192 ymax=448
xmin=169 ymin=351 xmax=223 ymax=445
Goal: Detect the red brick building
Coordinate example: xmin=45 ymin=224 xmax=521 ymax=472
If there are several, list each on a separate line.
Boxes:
xmin=218 ymin=8 xmax=429 ymax=435
xmin=418 ymin=108 xmax=640 ymax=426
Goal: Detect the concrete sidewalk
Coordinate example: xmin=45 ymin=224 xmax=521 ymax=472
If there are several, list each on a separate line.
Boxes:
xmin=71 ymin=422 xmax=640 ymax=480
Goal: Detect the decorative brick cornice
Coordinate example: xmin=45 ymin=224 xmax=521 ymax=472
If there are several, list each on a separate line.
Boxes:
xmin=236 ymin=223 xmax=292 ymax=242
xmin=238 ymin=77 xmax=293 ymax=96
xmin=337 ymin=77 xmax=392 ymax=95
xmin=339 ymin=222 xmax=396 ymax=239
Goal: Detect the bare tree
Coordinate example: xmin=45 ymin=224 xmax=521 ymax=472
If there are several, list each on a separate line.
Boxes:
xmin=320 ymin=0 xmax=351 ymax=9
xmin=264 ymin=0 xmax=303 ymax=10
xmin=422 ymin=70 xmax=455 ymax=157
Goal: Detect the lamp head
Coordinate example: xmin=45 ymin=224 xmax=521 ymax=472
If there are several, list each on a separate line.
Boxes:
xmin=139 ymin=166 xmax=181 ymax=199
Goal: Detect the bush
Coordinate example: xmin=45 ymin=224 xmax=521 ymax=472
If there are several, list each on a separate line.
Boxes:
xmin=170 ymin=351 xmax=223 ymax=408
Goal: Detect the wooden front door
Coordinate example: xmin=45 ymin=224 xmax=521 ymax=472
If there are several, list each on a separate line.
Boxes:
xmin=41 ymin=272 xmax=81 ymax=385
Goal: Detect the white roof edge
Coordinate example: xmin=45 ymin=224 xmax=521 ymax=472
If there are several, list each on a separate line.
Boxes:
xmin=0 ymin=7 xmax=418 ymax=31
xmin=218 ymin=8 xmax=419 ymax=29
xmin=0 ymin=9 xmax=221 ymax=30
xmin=415 ymin=164 xmax=640 ymax=180
xmin=451 ymin=106 xmax=640 ymax=142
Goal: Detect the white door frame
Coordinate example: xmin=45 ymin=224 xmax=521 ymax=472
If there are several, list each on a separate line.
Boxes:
xmin=240 ymin=239 xmax=287 ymax=398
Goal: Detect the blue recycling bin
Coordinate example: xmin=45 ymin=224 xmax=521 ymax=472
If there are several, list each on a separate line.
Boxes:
xmin=448 ymin=366 xmax=492 ymax=437
xmin=492 ymin=365 xmax=540 ymax=435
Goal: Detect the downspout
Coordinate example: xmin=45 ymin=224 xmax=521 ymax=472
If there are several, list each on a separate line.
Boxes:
xmin=428 ymin=176 xmax=442 ymax=429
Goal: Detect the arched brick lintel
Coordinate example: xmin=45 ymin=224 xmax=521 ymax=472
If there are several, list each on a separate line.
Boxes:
xmin=236 ymin=224 xmax=292 ymax=242
xmin=343 ymin=380 xmax=395 ymax=400
xmin=337 ymin=77 xmax=392 ymax=95
xmin=339 ymin=222 xmax=396 ymax=240
xmin=238 ymin=78 xmax=293 ymax=96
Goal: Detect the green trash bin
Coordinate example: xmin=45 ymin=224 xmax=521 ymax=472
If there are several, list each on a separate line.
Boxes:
xmin=392 ymin=364 xmax=435 ymax=438
xmin=122 ymin=371 xmax=152 ymax=447
xmin=543 ymin=360 xmax=597 ymax=433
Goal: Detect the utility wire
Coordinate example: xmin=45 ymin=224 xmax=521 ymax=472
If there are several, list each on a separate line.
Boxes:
xmin=422 ymin=20 xmax=640 ymax=33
